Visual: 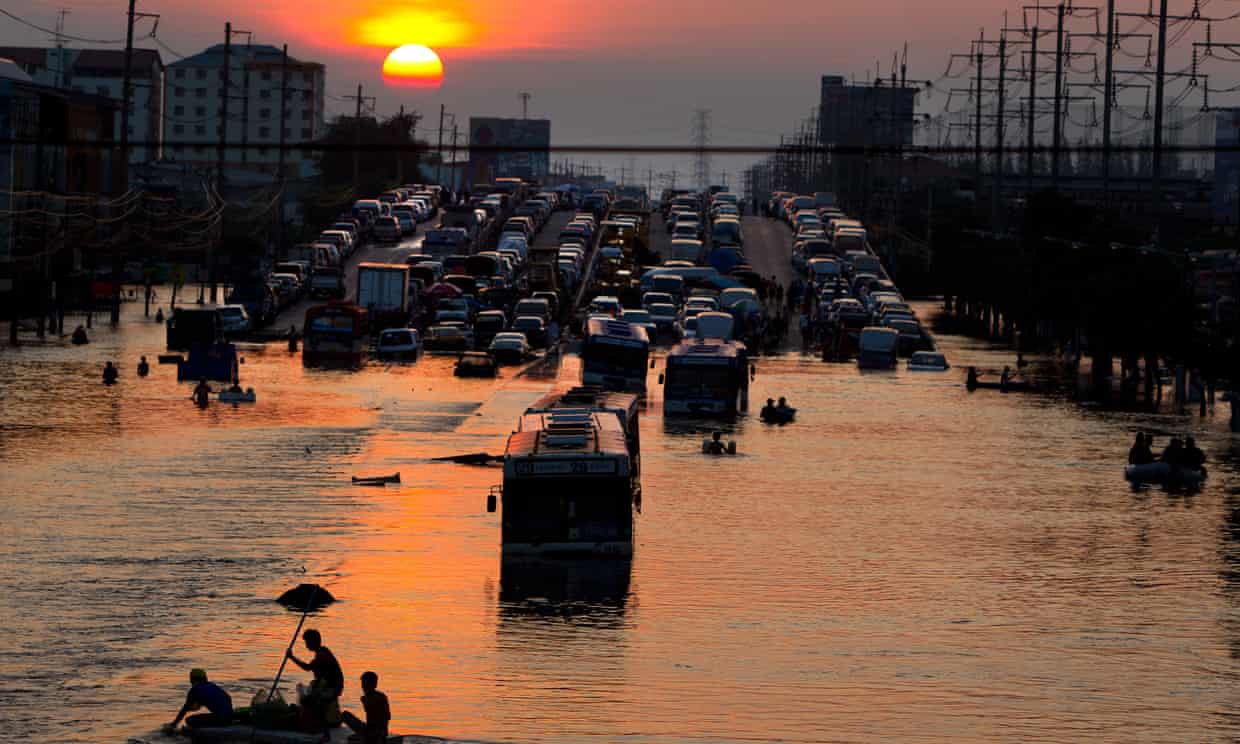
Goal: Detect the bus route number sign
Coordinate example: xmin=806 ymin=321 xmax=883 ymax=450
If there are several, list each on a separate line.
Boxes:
xmin=515 ymin=460 xmax=618 ymax=476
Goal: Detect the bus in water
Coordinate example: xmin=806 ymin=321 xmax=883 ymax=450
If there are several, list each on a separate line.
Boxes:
xmin=302 ymin=302 xmax=369 ymax=366
xmin=581 ymin=317 xmax=651 ymax=393
xmin=500 ymin=387 xmax=642 ymax=556
xmin=661 ymin=340 xmax=750 ymax=415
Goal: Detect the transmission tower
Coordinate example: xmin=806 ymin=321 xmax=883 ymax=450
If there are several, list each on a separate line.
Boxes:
xmin=691 ymin=109 xmax=711 ymax=191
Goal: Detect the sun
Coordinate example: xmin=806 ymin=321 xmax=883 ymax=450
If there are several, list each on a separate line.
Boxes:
xmin=382 ymin=44 xmax=444 ymax=89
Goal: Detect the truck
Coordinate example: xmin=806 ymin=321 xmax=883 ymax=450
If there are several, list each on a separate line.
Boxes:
xmin=438 ymin=206 xmax=482 ymax=250
xmin=423 ymin=228 xmax=469 ymax=258
xmin=857 ymin=326 xmax=899 ymax=370
xmin=356 ymin=263 xmax=411 ymax=330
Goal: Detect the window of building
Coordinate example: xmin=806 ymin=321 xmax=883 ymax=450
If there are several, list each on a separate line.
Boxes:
xmin=174 ymin=86 xmax=185 ymax=97
xmin=173 ymin=124 xmax=185 ymax=135
xmin=96 ymin=86 xmax=109 ymax=96
xmin=260 ymin=108 xmax=271 ymax=120
xmin=195 ymin=88 xmax=206 ymax=98
xmin=301 ymin=90 xmax=312 ymax=102
xmin=193 ymin=145 xmax=203 ymax=153
xmin=172 ymin=144 xmax=182 ymax=152
xmin=258 ymin=147 xmax=268 ymax=156
xmin=174 ymin=68 xmax=185 ymax=79
xmin=261 ymin=71 xmax=271 ymax=81
xmin=174 ymin=105 xmax=184 ymax=116
xmin=301 ymin=128 xmax=310 ymax=139
xmin=194 ymin=125 xmax=206 ymax=135
xmin=259 ymin=126 xmax=270 ymax=138
xmin=196 ymin=68 xmax=206 ymax=80
xmin=260 ymin=89 xmax=271 ymax=100
xmin=302 ymin=71 xmax=312 ymax=82
xmin=195 ymin=106 xmax=206 ymax=117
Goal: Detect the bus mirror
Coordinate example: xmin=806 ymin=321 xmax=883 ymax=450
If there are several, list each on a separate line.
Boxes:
xmin=650 ymin=359 xmax=656 ymax=369
xmin=658 ymin=373 xmax=664 ymax=385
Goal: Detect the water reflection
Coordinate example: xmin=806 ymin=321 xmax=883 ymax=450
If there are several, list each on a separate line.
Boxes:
xmin=498 ymin=555 xmax=632 ymax=618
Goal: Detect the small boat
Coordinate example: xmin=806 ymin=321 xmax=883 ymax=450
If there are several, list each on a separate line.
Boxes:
xmin=966 ymin=379 xmax=1030 ymax=392
xmin=218 ymin=388 xmax=256 ymax=403
xmin=760 ymin=407 xmax=796 ymax=424
xmin=433 ymin=452 xmax=502 ymax=465
xmin=907 ymin=351 xmax=950 ymax=371
xmin=1124 ymin=462 xmax=1207 ymax=486
xmin=351 ymin=472 xmax=401 ymax=486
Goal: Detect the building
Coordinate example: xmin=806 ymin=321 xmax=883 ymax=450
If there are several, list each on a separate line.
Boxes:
xmin=164 ymin=44 xmax=325 ymax=178
xmin=0 ymin=61 xmax=120 ymax=310
xmin=0 ymin=46 xmax=164 ymax=165
xmin=818 ymin=75 xmax=919 ymax=205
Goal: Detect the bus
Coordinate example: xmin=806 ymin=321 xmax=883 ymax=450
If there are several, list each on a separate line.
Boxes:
xmin=662 ymin=340 xmax=750 ymax=415
xmin=501 ymin=387 xmax=642 ymax=556
xmin=302 ymin=302 xmax=369 ymax=366
xmin=582 ymin=317 xmax=651 ymax=393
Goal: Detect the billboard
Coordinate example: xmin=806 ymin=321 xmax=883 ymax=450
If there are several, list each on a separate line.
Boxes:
xmin=468 ymin=117 xmax=550 ymax=185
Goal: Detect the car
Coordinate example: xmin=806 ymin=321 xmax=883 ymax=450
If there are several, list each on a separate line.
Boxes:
xmin=531 ymin=291 xmax=560 ymax=319
xmin=511 ymin=315 xmax=547 ymax=347
xmin=647 ymin=303 xmax=678 ymax=333
xmin=671 ymin=223 xmax=700 ymax=241
xmin=217 ymin=304 xmax=251 ymax=334
xmin=642 ymin=291 xmax=676 ymax=311
xmin=621 ymin=309 xmax=658 ymax=339
xmin=587 ymin=296 xmax=622 ymax=318
xmin=373 ymin=216 xmax=402 ymax=243
xmin=377 ymin=328 xmax=420 ymax=360
xmin=513 ymin=298 xmax=552 ymax=324
xmin=393 ymin=211 xmax=416 ymax=235
xmin=424 ymin=322 xmax=474 ymax=351
xmin=488 ymin=331 xmax=533 ymax=364
xmin=676 ymin=314 xmax=699 ymax=340
xmin=270 ymin=273 xmax=302 ymax=303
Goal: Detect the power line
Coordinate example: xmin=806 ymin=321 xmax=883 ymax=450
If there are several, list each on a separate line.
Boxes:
xmin=0 ymin=6 xmax=151 ymax=44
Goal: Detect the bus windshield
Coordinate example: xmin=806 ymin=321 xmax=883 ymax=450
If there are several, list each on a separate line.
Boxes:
xmin=666 ymin=365 xmax=733 ymax=399
xmin=584 ymin=340 xmax=649 ymax=377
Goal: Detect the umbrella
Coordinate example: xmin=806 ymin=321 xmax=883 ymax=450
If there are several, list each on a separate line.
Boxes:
xmin=427 ymin=282 xmax=464 ymax=297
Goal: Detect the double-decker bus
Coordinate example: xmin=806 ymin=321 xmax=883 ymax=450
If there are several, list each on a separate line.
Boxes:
xmin=581 ymin=317 xmax=651 ymax=393
xmin=661 ymin=340 xmax=750 ymax=415
xmin=302 ymin=302 xmax=369 ymax=366
xmin=500 ymin=387 xmax=641 ymax=556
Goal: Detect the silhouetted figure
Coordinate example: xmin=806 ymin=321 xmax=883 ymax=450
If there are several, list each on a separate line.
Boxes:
xmin=193 ymin=379 xmax=211 ymax=407
xmin=137 ymin=356 xmax=150 ymax=377
xmin=102 ymin=361 xmax=118 ymax=384
xmin=1128 ymin=433 xmax=1154 ymax=465
xmin=341 ymin=671 xmax=390 ymax=744
xmin=966 ymin=366 xmax=979 ymax=390
xmin=72 ymin=325 xmax=89 ymax=345
xmin=165 ymin=668 xmax=232 ymax=734
xmin=1183 ymin=436 xmax=1206 ymax=469
xmin=706 ymin=431 xmax=726 ymax=456
xmin=155 ymin=308 xmax=165 ymax=324
xmin=288 ymin=324 xmax=299 ymax=352
xmin=1161 ymin=437 xmax=1185 ymax=467
xmin=286 ymin=629 xmax=344 ymax=733
xmin=760 ymin=398 xmax=777 ymax=419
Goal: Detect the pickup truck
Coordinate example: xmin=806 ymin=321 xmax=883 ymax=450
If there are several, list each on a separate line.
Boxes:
xmin=309 ymin=267 xmax=346 ymax=299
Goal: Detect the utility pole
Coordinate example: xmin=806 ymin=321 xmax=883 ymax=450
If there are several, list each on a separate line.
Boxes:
xmin=519 ymin=92 xmax=531 ymax=119
xmin=436 ymin=104 xmax=446 ymax=186
xmin=1027 ymin=24 xmax=1038 ymax=191
xmin=975 ymin=39 xmax=984 ymax=190
xmin=1151 ymin=0 xmax=1169 ymax=222
xmin=211 ymin=21 xmax=237 ymax=303
xmin=993 ymin=33 xmax=1008 ymax=229
xmin=118 ymin=0 xmax=136 ymax=194
xmin=239 ymin=33 xmax=252 ymax=166
xmin=450 ymin=123 xmax=459 ymax=191
xmin=353 ymin=83 xmax=363 ymax=190
xmin=1051 ymin=3 xmax=1065 ymax=188
xmin=1102 ymin=0 xmax=1115 ymax=203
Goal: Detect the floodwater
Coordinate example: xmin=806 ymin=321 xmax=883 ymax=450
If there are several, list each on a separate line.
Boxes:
xmin=3 ymin=298 xmax=1240 ymax=743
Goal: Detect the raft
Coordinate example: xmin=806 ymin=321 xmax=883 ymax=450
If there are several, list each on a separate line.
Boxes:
xmin=143 ymin=726 xmax=413 ymax=743
xmin=218 ymin=389 xmax=256 ymax=403
xmin=352 ymin=473 xmax=401 ymax=486
xmin=760 ymin=407 xmax=796 ymax=424
xmin=1124 ymin=462 xmax=1207 ymax=486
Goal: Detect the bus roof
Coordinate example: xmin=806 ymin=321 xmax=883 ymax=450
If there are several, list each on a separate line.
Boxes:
xmin=507 ymin=409 xmax=630 ymax=460
xmin=666 ymin=340 xmax=745 ymax=363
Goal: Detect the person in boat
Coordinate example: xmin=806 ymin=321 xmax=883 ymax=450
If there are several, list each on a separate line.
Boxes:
xmin=192 ymin=379 xmax=211 ymax=406
xmin=286 ymin=628 xmax=344 ymax=734
xmin=342 ymin=671 xmax=391 ymax=744
xmin=72 ymin=325 xmax=89 ymax=345
xmin=707 ymin=431 xmax=727 ymax=455
xmin=1000 ymin=366 xmax=1012 ymax=388
xmin=967 ymin=366 xmax=979 ymax=388
xmin=227 ymin=379 xmax=243 ymax=394
xmin=288 ymin=324 xmax=299 ymax=352
xmin=164 ymin=668 xmax=233 ymax=733
xmin=776 ymin=397 xmax=793 ymax=415
xmin=102 ymin=361 xmax=119 ymax=384
xmin=1160 ymin=437 xmax=1185 ymax=467
xmin=155 ymin=308 xmax=164 ymax=323
xmin=1128 ymin=433 xmax=1154 ymax=465
xmin=137 ymin=356 xmax=150 ymax=377
xmin=1183 ymin=436 xmax=1206 ymax=470
xmin=760 ymin=398 xmax=777 ymax=420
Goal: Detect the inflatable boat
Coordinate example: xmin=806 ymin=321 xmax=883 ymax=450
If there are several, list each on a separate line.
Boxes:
xmin=218 ymin=388 xmax=256 ymax=403
xmin=1124 ymin=461 xmax=1207 ymax=486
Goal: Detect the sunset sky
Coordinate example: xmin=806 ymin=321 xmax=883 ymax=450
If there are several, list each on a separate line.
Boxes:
xmin=5 ymin=0 xmax=1226 ymax=182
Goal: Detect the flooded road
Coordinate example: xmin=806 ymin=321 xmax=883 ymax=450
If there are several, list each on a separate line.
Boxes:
xmin=3 ymin=295 xmax=1240 ymax=743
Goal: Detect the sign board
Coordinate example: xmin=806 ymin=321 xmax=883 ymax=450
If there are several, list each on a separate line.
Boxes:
xmin=513 ymin=459 xmax=619 ymax=477
xmin=469 ymin=117 xmax=550 ymax=185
